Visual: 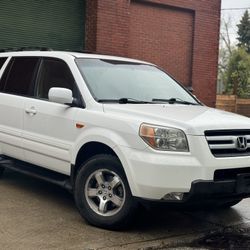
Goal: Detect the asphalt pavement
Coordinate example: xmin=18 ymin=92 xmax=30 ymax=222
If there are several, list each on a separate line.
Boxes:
xmin=0 ymin=170 xmax=250 ymax=250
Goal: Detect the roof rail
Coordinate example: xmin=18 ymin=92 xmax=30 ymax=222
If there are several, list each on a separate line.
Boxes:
xmin=71 ymin=49 xmax=95 ymax=54
xmin=0 ymin=47 xmax=53 ymax=52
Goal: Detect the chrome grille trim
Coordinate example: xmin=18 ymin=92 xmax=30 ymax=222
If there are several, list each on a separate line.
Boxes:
xmin=205 ymin=130 xmax=250 ymax=157
xmin=206 ymin=135 xmax=250 ymax=150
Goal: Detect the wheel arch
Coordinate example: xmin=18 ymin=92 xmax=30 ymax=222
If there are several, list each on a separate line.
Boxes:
xmin=72 ymin=141 xmax=126 ymax=186
xmin=71 ymin=131 xmax=140 ymax=196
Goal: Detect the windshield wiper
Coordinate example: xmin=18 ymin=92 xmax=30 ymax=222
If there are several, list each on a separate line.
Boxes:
xmin=152 ymin=98 xmax=199 ymax=105
xmin=98 ymin=98 xmax=153 ymax=104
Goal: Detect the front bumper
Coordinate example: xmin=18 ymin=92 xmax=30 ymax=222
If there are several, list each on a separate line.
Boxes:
xmin=136 ymin=174 xmax=250 ymax=205
xmin=119 ymin=138 xmax=250 ymax=200
xmin=183 ymin=173 xmax=250 ymax=202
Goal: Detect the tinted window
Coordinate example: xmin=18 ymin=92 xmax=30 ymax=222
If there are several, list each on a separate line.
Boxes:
xmin=0 ymin=57 xmax=7 ymax=69
xmin=0 ymin=57 xmax=8 ymax=91
xmin=1 ymin=57 xmax=39 ymax=96
xmin=36 ymin=58 xmax=77 ymax=99
xmin=0 ymin=59 xmax=11 ymax=91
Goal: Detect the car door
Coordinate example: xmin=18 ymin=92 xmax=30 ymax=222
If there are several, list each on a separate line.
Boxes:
xmin=23 ymin=57 xmax=81 ymax=175
xmin=0 ymin=56 xmax=39 ymax=161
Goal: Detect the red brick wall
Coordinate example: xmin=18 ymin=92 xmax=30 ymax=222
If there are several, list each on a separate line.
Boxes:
xmin=85 ymin=0 xmax=221 ymax=107
xmin=85 ymin=0 xmax=98 ymax=52
xmin=128 ymin=1 xmax=194 ymax=87
xmin=86 ymin=0 xmax=130 ymax=57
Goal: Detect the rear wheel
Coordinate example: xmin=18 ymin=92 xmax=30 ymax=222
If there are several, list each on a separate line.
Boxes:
xmin=219 ymin=199 xmax=242 ymax=208
xmin=74 ymin=154 xmax=137 ymax=230
xmin=0 ymin=166 xmax=4 ymax=178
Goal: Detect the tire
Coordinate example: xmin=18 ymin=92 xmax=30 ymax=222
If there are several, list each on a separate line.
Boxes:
xmin=74 ymin=154 xmax=137 ymax=230
xmin=0 ymin=166 xmax=4 ymax=178
xmin=219 ymin=199 xmax=242 ymax=208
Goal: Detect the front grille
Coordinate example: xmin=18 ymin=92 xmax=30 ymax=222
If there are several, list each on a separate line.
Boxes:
xmin=214 ymin=167 xmax=250 ymax=181
xmin=205 ymin=130 xmax=250 ymax=157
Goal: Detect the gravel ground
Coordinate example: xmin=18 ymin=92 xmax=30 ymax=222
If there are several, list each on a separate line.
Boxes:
xmin=0 ymin=170 xmax=250 ymax=250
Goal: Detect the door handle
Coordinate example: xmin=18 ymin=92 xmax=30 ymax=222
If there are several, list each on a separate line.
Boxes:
xmin=25 ymin=107 xmax=37 ymax=116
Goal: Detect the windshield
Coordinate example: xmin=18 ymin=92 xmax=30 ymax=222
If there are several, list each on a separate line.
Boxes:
xmin=76 ymin=58 xmax=199 ymax=105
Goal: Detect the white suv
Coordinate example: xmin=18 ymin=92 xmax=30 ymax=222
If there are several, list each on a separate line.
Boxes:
xmin=0 ymin=50 xmax=250 ymax=229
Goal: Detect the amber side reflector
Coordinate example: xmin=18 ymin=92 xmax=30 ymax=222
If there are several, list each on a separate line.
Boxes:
xmin=140 ymin=124 xmax=156 ymax=147
xmin=76 ymin=123 xmax=85 ymax=129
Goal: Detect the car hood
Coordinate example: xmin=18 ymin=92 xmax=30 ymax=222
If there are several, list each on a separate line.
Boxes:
xmin=103 ymin=104 xmax=250 ymax=135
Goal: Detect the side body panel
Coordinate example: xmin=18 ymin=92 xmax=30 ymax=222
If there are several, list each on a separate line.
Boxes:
xmin=0 ymin=93 xmax=25 ymax=160
xmin=23 ymin=98 xmax=78 ymax=175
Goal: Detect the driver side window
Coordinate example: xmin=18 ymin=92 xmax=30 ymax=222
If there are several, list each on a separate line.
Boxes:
xmin=36 ymin=58 xmax=77 ymax=99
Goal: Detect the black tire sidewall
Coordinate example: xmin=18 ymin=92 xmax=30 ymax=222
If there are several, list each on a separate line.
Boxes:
xmin=220 ymin=199 xmax=242 ymax=208
xmin=0 ymin=167 xmax=4 ymax=178
xmin=74 ymin=154 xmax=136 ymax=229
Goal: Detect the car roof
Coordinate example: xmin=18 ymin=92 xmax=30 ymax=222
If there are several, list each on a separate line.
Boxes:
xmin=0 ymin=50 xmax=152 ymax=65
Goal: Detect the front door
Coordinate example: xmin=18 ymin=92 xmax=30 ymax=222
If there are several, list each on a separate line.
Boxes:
xmin=23 ymin=58 xmax=81 ymax=175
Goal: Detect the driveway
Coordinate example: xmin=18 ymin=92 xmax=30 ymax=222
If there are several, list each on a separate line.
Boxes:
xmin=0 ymin=170 xmax=249 ymax=250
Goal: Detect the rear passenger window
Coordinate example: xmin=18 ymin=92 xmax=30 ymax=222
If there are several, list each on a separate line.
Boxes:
xmin=0 ymin=57 xmax=39 ymax=96
xmin=0 ymin=57 xmax=7 ymax=69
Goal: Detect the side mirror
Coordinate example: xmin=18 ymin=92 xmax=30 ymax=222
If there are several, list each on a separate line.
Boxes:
xmin=48 ymin=87 xmax=73 ymax=105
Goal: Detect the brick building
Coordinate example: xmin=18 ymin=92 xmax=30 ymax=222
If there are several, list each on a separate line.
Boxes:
xmin=0 ymin=0 xmax=221 ymax=106
xmin=85 ymin=0 xmax=221 ymax=107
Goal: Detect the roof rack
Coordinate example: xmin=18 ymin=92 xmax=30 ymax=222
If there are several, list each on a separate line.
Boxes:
xmin=71 ymin=49 xmax=95 ymax=54
xmin=0 ymin=47 xmax=53 ymax=52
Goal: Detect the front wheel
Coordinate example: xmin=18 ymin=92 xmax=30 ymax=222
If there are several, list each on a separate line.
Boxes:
xmin=74 ymin=154 xmax=137 ymax=230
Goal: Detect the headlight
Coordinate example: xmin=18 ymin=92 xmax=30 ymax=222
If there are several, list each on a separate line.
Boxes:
xmin=139 ymin=124 xmax=189 ymax=152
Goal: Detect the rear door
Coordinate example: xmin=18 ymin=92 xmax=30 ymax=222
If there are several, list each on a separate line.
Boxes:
xmin=23 ymin=57 xmax=81 ymax=175
xmin=0 ymin=56 xmax=39 ymax=160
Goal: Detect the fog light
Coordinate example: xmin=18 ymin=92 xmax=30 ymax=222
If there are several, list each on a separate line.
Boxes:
xmin=163 ymin=192 xmax=184 ymax=201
